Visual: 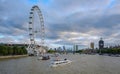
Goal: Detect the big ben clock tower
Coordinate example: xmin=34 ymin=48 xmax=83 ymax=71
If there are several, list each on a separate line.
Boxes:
xmin=99 ymin=38 xmax=104 ymax=49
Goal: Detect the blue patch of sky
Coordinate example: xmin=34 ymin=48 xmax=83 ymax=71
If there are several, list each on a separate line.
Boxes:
xmin=107 ymin=0 xmax=116 ymax=8
xmin=28 ymin=0 xmax=50 ymax=5
xmin=41 ymin=0 xmax=50 ymax=4
xmin=0 ymin=35 xmax=4 ymax=38
xmin=101 ymin=0 xmax=116 ymax=15
xmin=28 ymin=0 xmax=39 ymax=4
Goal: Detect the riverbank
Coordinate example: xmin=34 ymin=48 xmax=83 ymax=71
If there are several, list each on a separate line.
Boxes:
xmin=0 ymin=55 xmax=28 ymax=59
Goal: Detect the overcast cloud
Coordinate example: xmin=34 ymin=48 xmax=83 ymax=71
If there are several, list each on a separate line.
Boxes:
xmin=0 ymin=0 xmax=120 ymax=49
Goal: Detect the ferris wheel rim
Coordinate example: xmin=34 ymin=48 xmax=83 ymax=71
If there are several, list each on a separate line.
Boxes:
xmin=28 ymin=5 xmax=45 ymax=46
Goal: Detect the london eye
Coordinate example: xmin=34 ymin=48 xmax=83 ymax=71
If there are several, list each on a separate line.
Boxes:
xmin=27 ymin=5 xmax=45 ymax=55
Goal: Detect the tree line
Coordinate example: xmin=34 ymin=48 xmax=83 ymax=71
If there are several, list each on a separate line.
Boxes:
xmin=75 ymin=48 xmax=120 ymax=54
xmin=98 ymin=48 xmax=120 ymax=54
xmin=0 ymin=45 xmax=27 ymax=56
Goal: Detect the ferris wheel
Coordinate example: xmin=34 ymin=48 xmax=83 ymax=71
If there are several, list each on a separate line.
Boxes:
xmin=27 ymin=5 xmax=45 ymax=55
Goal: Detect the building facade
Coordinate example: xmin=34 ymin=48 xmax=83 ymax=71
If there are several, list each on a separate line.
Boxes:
xmin=73 ymin=45 xmax=78 ymax=51
xmin=99 ymin=38 xmax=104 ymax=49
xmin=90 ymin=42 xmax=94 ymax=49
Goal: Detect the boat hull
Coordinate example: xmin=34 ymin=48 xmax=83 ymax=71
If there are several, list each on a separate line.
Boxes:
xmin=50 ymin=60 xmax=72 ymax=67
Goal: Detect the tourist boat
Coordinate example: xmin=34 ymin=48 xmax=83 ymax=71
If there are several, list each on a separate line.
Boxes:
xmin=50 ymin=59 xmax=72 ymax=67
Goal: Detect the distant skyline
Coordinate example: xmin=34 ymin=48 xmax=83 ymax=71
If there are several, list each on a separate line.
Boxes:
xmin=0 ymin=0 xmax=120 ymax=49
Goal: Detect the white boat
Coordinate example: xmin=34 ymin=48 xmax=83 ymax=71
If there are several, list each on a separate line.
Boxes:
xmin=50 ymin=59 xmax=72 ymax=67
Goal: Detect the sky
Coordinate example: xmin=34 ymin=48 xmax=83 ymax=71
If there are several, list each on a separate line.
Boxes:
xmin=0 ymin=0 xmax=120 ymax=49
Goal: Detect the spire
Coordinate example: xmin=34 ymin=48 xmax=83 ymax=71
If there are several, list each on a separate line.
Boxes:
xmin=100 ymin=37 xmax=103 ymax=40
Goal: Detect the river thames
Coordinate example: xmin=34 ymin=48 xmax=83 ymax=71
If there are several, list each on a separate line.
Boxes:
xmin=0 ymin=54 xmax=120 ymax=74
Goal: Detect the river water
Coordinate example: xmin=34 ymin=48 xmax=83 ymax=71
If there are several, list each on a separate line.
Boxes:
xmin=0 ymin=54 xmax=120 ymax=74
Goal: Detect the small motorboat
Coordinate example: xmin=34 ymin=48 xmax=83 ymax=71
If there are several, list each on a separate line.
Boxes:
xmin=50 ymin=59 xmax=72 ymax=67
xmin=37 ymin=55 xmax=50 ymax=60
xmin=42 ymin=55 xmax=50 ymax=60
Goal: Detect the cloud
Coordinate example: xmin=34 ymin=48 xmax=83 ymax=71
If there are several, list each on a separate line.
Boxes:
xmin=0 ymin=0 xmax=120 ymax=49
